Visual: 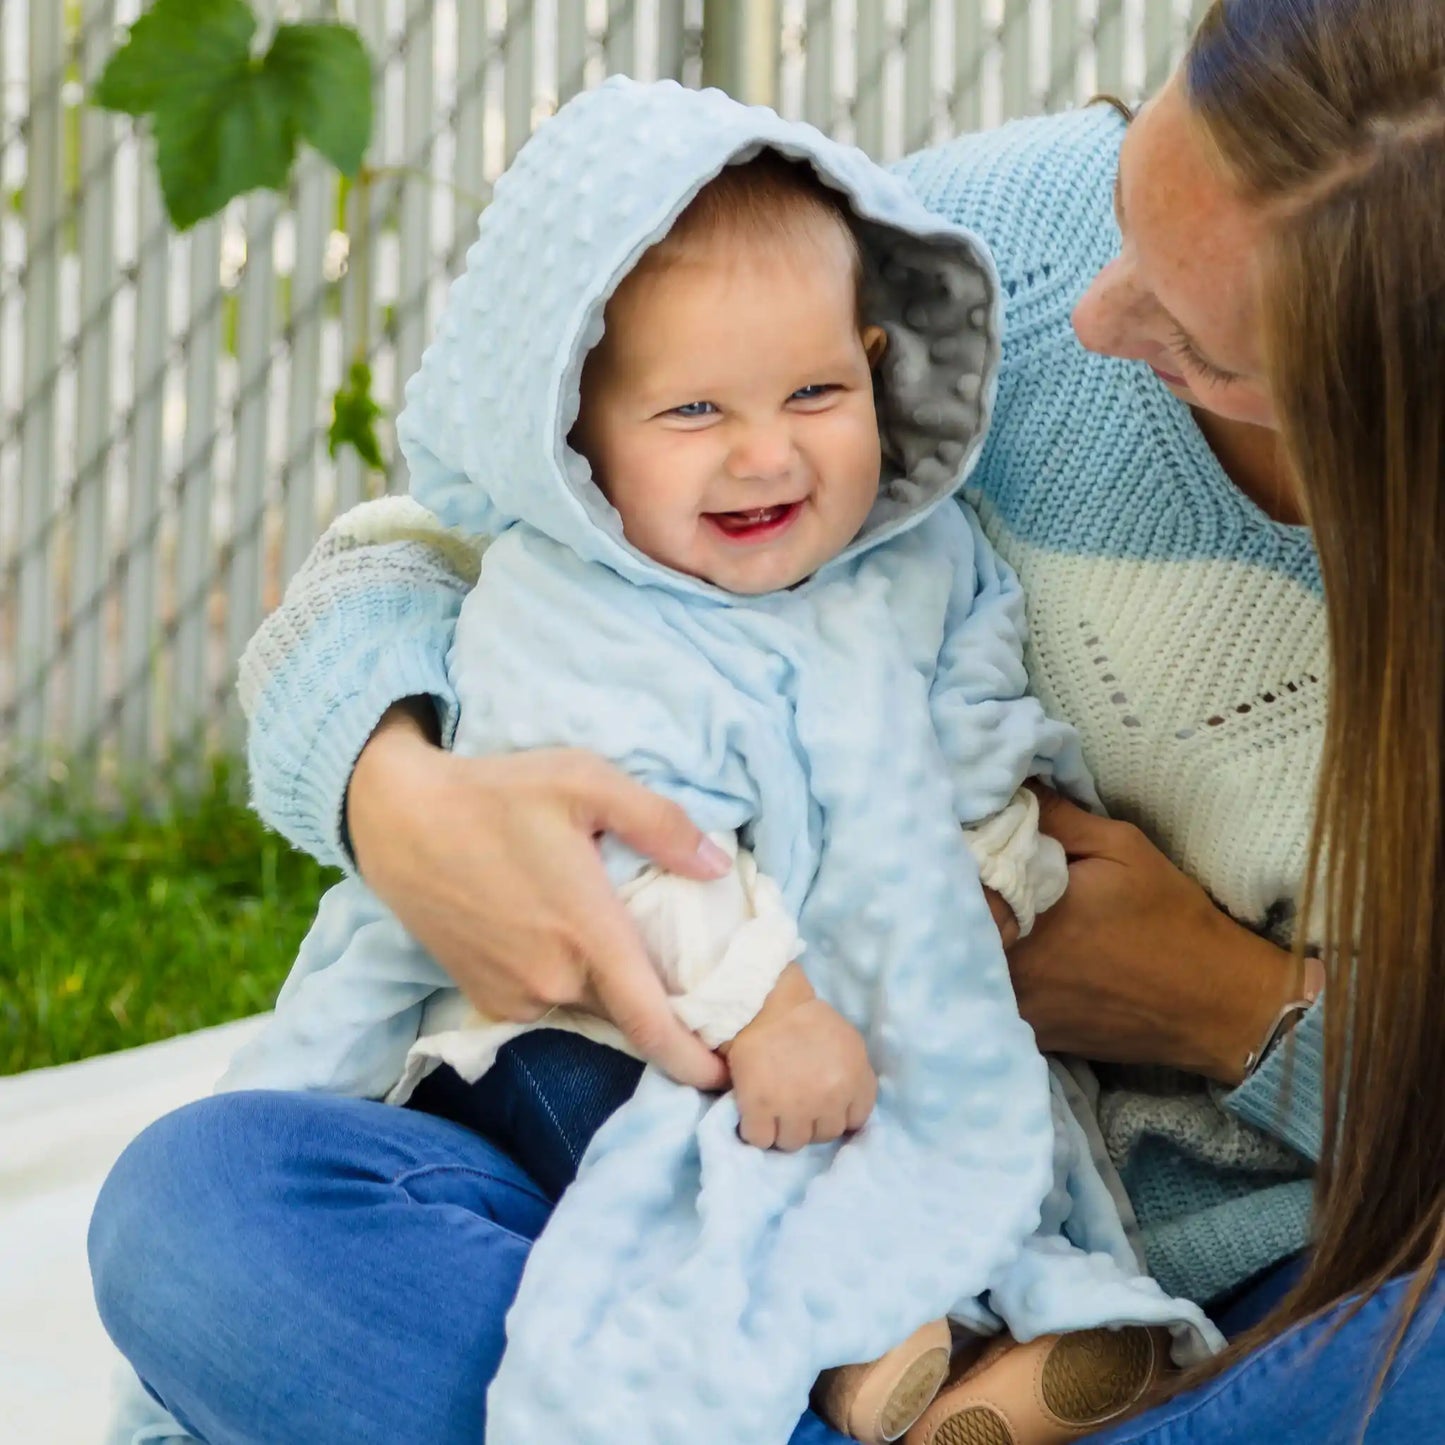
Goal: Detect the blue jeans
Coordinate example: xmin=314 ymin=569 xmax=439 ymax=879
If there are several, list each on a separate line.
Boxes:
xmin=90 ymin=1032 xmax=1444 ymax=1444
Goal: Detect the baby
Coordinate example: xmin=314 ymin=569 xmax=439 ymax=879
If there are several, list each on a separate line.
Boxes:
xmin=224 ymin=79 xmax=1219 ymax=1445
xmin=401 ymin=144 xmax=1069 ymax=1445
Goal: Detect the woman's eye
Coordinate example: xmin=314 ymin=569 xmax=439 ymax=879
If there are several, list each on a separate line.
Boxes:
xmin=669 ymin=400 xmax=716 ymax=418
xmin=1169 ymin=327 xmax=1238 ymax=388
xmin=791 ymin=384 xmax=837 ymax=402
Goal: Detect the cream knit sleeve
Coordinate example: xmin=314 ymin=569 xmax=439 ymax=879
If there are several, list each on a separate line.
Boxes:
xmin=238 ymin=497 xmax=485 ymax=868
xmin=962 ymin=788 xmax=1068 ymax=938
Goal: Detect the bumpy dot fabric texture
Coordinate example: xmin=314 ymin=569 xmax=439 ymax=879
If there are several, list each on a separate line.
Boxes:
xmin=221 ymin=78 xmax=1221 ymax=1445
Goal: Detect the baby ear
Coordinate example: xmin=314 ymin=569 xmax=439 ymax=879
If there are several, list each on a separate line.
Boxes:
xmin=863 ymin=325 xmax=888 ymax=369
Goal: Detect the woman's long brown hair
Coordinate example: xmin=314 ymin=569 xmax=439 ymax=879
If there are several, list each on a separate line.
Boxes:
xmin=1180 ymin=0 xmax=1445 ymax=1413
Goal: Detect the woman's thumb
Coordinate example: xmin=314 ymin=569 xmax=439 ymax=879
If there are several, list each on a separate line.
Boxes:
xmin=1031 ymin=785 xmax=1113 ymax=857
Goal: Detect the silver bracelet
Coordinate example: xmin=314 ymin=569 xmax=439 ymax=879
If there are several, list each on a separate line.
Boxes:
xmin=1240 ymin=955 xmax=1325 ymax=1081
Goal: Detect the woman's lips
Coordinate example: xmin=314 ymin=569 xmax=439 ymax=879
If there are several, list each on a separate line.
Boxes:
xmin=1150 ymin=363 xmax=1188 ymax=388
xmin=704 ymin=502 xmax=802 ymax=543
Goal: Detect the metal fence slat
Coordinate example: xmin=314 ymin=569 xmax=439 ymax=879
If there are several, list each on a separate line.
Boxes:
xmin=503 ymin=0 xmax=537 ymax=168
xmin=394 ymin=0 xmax=436 ymax=450
xmin=117 ymin=157 xmax=169 ymax=770
xmin=1046 ymin=0 xmax=1079 ymax=109
xmin=558 ymin=0 xmax=590 ymax=102
xmin=14 ymin=0 xmax=64 ymax=768
xmin=1003 ymin=0 xmax=1033 ymax=121
xmin=1094 ymin=0 xmax=1126 ymax=97
xmin=226 ymin=191 xmax=279 ymax=749
xmin=1144 ymin=0 xmax=1175 ymax=91
xmin=451 ymin=0 xmax=487 ymax=271
xmin=951 ymin=0 xmax=985 ymax=132
xmin=69 ymin=0 xmax=118 ymax=762
xmin=657 ymin=0 xmax=686 ymax=81
xmin=170 ymin=221 xmax=223 ymax=768
xmin=605 ymin=0 xmax=637 ymax=77
xmin=336 ymin=1 xmax=391 ymax=512
xmin=854 ymin=0 xmax=888 ymax=157
xmin=903 ymin=0 xmax=934 ymax=154
xmin=801 ymin=0 xmax=833 ymax=131
xmin=281 ymin=154 xmax=329 ymax=590
xmin=0 ymin=0 xmax=8 ymax=439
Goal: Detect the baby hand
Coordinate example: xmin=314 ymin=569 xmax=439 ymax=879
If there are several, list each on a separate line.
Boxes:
xmin=722 ymin=966 xmax=877 ymax=1151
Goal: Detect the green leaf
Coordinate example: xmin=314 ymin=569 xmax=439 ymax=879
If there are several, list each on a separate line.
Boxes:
xmin=94 ymin=0 xmax=256 ymax=116
xmin=265 ymin=24 xmax=373 ymax=176
xmin=328 ymin=361 xmax=386 ymax=471
xmin=153 ymin=67 xmax=298 ymax=230
xmin=93 ymin=1 xmax=374 ymax=230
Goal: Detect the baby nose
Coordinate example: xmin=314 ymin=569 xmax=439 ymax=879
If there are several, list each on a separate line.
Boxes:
xmin=725 ymin=423 xmax=797 ymax=483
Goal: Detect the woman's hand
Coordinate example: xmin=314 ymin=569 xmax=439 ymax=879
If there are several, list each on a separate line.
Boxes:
xmin=347 ymin=701 xmax=731 ymax=1090
xmin=1012 ymin=789 xmax=1304 ymax=1085
xmin=722 ymin=965 xmax=877 ymax=1151
xmin=984 ymin=887 xmax=1020 ymax=949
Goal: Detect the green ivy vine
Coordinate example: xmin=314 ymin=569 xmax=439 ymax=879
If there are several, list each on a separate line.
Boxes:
xmin=94 ymin=0 xmax=386 ymax=471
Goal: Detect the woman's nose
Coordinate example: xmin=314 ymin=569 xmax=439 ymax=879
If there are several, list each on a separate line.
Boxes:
xmin=1072 ymin=257 xmax=1154 ymax=362
xmin=725 ymin=423 xmax=797 ymax=483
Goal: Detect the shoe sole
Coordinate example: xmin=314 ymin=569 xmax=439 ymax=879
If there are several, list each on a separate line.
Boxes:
xmin=924 ymin=1328 xmax=1160 ymax=1445
xmin=880 ymin=1347 xmax=954 ymax=1440
xmin=934 ymin=1408 xmax=1015 ymax=1445
xmin=1041 ymin=1326 xmax=1157 ymax=1424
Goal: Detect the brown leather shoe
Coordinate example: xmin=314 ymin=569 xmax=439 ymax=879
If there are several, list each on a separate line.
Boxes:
xmin=903 ymin=1326 xmax=1167 ymax=1445
xmin=812 ymin=1318 xmax=955 ymax=1443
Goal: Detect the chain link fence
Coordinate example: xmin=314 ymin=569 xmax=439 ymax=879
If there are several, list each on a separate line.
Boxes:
xmin=0 ymin=0 xmax=1212 ymax=839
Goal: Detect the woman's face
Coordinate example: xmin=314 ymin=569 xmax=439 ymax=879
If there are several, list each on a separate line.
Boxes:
xmin=1072 ymin=73 xmax=1277 ymax=431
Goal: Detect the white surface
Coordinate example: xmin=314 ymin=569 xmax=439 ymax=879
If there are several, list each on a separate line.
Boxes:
xmin=0 ymin=1017 xmax=265 ymax=1444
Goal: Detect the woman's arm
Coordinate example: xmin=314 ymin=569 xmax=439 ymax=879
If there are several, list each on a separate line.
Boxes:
xmin=1013 ymin=791 xmax=1322 ymax=1162
xmin=238 ymin=496 xmax=481 ymax=868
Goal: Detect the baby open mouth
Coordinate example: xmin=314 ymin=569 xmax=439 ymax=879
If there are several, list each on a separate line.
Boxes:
xmin=707 ymin=503 xmax=800 ymax=537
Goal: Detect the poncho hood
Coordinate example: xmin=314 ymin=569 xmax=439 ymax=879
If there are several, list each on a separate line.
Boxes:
xmin=398 ymin=76 xmax=1003 ymax=598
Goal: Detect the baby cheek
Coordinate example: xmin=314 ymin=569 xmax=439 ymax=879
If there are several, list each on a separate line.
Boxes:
xmin=831 ymin=429 xmax=883 ymax=529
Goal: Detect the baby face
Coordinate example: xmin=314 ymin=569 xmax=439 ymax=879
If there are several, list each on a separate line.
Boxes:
xmin=574 ymin=227 xmax=885 ymax=595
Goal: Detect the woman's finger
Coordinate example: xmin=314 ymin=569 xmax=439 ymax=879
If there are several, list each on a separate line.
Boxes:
xmin=570 ymin=756 xmax=733 ymax=881
xmin=578 ymin=872 xmax=729 ymax=1091
xmin=983 ymin=887 xmax=1020 ymax=949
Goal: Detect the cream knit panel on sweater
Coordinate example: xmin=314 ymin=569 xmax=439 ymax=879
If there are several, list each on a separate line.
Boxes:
xmin=984 ymin=514 xmax=1327 ymax=946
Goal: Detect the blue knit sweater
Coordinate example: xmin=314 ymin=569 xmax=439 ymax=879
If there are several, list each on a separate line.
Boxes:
xmin=239 ymin=104 xmax=1322 ymax=1306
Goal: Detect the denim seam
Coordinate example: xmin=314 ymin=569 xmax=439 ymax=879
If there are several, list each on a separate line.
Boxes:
xmin=390 ymin=1162 xmax=550 ymax=1242
xmin=514 ymin=1054 xmax=583 ymax=1166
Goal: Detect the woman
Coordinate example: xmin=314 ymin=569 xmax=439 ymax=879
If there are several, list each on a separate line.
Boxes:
xmin=90 ymin=1 xmax=1445 ymax=1441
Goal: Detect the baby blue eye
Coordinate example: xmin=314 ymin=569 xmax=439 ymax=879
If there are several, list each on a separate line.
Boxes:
xmin=791 ymin=384 xmax=836 ymax=401
xmin=670 ymin=400 xmax=716 ymax=418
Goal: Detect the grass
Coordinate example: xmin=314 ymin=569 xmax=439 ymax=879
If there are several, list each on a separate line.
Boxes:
xmin=1 ymin=773 xmax=339 ymax=1076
